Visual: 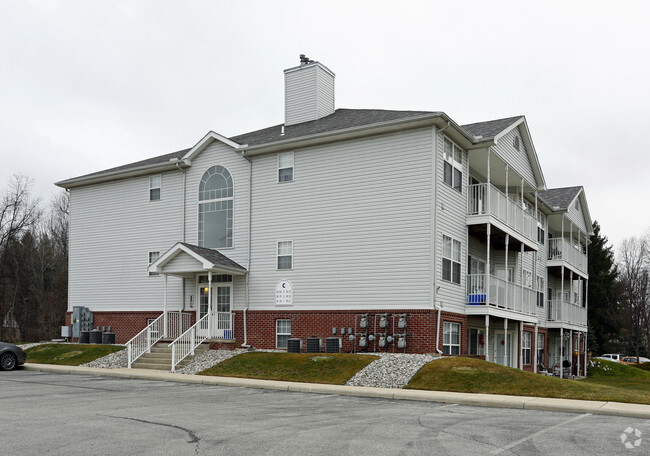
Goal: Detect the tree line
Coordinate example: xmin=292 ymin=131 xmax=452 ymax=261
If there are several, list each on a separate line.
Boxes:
xmin=0 ymin=175 xmax=68 ymax=342
xmin=588 ymin=221 xmax=649 ymax=357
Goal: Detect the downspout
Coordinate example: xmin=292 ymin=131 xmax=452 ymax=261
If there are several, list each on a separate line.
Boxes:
xmin=176 ymin=161 xmax=187 ymax=312
xmin=240 ymin=150 xmax=252 ymax=348
xmin=435 ymin=299 xmax=443 ymax=355
xmin=432 ymin=122 xmax=449 ymax=356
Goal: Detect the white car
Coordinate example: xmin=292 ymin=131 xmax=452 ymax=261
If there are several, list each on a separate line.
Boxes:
xmin=594 ymin=353 xmax=627 ymax=362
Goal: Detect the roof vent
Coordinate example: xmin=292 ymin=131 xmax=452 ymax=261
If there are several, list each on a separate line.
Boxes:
xmin=299 ymin=54 xmax=314 ymax=65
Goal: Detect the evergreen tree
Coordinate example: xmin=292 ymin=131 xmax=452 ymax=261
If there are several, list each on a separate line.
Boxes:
xmin=587 ymin=221 xmax=619 ymax=353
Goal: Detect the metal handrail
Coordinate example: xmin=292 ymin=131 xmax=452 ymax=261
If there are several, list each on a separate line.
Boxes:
xmin=126 ymin=313 xmax=164 ymax=368
xmin=169 ymin=312 xmax=210 ymax=372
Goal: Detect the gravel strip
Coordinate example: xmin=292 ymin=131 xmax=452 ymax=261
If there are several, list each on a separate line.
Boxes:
xmin=345 ymin=353 xmax=439 ymax=388
xmin=81 ymin=347 xmax=128 ymax=369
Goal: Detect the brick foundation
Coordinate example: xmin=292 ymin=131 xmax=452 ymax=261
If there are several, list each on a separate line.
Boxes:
xmin=65 ymin=311 xmax=196 ymax=344
xmin=235 ymin=309 xmax=441 ymax=354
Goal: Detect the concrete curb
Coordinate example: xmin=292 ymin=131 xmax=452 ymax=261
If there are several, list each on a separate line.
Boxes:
xmin=22 ymin=363 xmax=650 ymax=419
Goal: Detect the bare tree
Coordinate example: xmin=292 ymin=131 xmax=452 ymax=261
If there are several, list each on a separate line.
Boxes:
xmin=615 ymin=236 xmax=650 ymax=358
xmin=0 ymin=176 xmax=41 ymax=340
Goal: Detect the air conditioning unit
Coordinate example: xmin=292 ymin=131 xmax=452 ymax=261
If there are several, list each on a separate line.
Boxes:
xmin=325 ymin=337 xmax=341 ymax=353
xmin=306 ymin=337 xmax=322 ymax=353
xmin=287 ymin=338 xmax=302 ymax=353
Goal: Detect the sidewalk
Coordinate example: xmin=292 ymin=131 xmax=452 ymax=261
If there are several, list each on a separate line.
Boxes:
xmin=23 ymin=363 xmax=650 ymax=419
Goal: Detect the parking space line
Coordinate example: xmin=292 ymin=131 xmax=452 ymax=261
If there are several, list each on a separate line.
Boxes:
xmin=490 ymin=413 xmax=591 ymax=454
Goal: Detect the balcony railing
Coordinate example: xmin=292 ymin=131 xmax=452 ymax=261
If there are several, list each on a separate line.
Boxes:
xmin=548 ymin=238 xmax=588 ymax=274
xmin=548 ymin=300 xmax=587 ymax=327
xmin=468 ymin=183 xmax=537 ymax=244
xmin=466 ymin=274 xmax=536 ymax=316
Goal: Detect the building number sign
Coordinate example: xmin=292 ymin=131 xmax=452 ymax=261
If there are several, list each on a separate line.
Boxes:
xmin=275 ymin=280 xmax=293 ymax=306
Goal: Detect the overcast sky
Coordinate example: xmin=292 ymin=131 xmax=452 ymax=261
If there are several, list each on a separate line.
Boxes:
xmin=1 ymin=0 xmax=648 ymax=252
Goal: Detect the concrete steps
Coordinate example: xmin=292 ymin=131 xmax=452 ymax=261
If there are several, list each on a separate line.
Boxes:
xmin=131 ymin=340 xmax=211 ymax=370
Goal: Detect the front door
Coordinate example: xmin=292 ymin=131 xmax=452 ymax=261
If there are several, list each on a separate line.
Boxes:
xmin=495 ymin=332 xmax=514 ymax=367
xmin=197 ymin=276 xmax=232 ymax=338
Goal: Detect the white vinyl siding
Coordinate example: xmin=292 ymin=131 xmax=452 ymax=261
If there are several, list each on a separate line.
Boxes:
xmin=68 ymin=171 xmax=185 ymax=312
xmin=491 ymin=127 xmax=536 ymax=187
xmin=284 ymin=63 xmax=335 ymax=126
xmin=249 ymin=128 xmax=433 ymax=310
xmin=435 ymin=132 xmax=467 ymax=313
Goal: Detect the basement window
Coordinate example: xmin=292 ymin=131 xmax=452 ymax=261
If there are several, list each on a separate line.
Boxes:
xmin=443 ymin=322 xmax=460 ymax=355
xmin=276 ymin=319 xmax=291 ymax=348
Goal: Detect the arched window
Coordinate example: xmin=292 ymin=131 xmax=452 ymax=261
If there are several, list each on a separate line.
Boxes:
xmin=198 ymin=166 xmax=233 ymax=248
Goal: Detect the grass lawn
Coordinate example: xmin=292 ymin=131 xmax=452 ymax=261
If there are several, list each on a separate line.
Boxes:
xmin=406 ymin=357 xmax=650 ymax=405
xmin=582 ymin=359 xmax=650 ymax=394
xmin=198 ymin=352 xmax=378 ymax=385
xmin=24 ymin=343 xmax=124 ymax=366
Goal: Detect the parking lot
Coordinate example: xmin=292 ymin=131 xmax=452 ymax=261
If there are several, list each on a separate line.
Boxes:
xmin=1 ymin=369 xmax=647 ymax=455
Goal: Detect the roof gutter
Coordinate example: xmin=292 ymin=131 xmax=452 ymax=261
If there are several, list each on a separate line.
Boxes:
xmin=56 ymin=158 xmax=192 ymax=189
xmin=240 ymin=113 xmax=488 ymax=156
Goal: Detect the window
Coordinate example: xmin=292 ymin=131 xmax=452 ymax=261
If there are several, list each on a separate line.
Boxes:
xmin=442 ymin=235 xmax=461 ymax=284
xmin=148 ymin=251 xmax=160 ymax=276
xmin=495 ymin=267 xmax=514 ymax=283
xmin=278 ymin=152 xmax=294 ymax=182
xmin=198 ymin=166 xmax=233 ymax=248
xmin=276 ymin=319 xmax=291 ymax=348
xmin=513 ymin=135 xmax=520 ymax=151
xmin=443 ymin=137 xmax=463 ymax=192
xmin=468 ymin=328 xmax=485 ymax=355
xmin=524 ymin=270 xmax=533 ymax=289
xmin=536 ymin=276 xmax=545 ymax=307
xmin=443 ymin=322 xmax=460 ymax=355
xmin=149 ymin=175 xmax=161 ymax=201
xmin=537 ymin=224 xmax=545 ymax=244
xmin=537 ymin=333 xmax=545 ymax=366
xmin=277 ymin=241 xmax=293 ymax=270
xmin=523 ymin=332 xmax=532 ymax=365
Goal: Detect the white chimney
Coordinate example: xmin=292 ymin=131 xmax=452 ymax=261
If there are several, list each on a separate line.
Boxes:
xmin=284 ymin=55 xmax=335 ymax=126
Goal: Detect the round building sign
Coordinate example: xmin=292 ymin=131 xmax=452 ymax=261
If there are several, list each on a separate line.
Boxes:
xmin=275 ymin=280 xmax=293 ymax=306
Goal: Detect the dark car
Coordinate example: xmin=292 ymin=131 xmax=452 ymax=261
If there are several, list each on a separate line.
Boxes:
xmin=0 ymin=341 xmax=26 ymax=371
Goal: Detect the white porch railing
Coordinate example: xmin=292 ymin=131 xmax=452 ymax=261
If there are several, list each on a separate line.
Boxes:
xmin=548 ymin=300 xmax=587 ymax=327
xmin=467 ymin=183 xmax=537 ymax=244
xmin=169 ymin=311 xmax=233 ymax=372
xmin=548 ymin=238 xmax=588 ymax=274
xmin=126 ymin=311 xmax=192 ymax=368
xmin=466 ymin=273 xmax=536 ymax=316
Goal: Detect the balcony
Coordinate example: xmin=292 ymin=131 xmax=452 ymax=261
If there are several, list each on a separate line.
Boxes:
xmin=466 ymin=274 xmax=537 ymax=317
xmin=467 ymin=183 xmax=537 ymax=248
xmin=548 ymin=238 xmax=588 ymax=276
xmin=547 ymin=300 xmax=587 ymax=328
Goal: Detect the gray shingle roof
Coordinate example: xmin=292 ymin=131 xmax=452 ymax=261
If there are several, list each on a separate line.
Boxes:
xmin=538 ymin=186 xmax=582 ymax=211
xmin=180 ymin=242 xmax=247 ymax=271
xmin=61 ymin=109 xmax=525 ymax=185
xmin=230 ymin=108 xmax=439 ymax=146
xmin=69 ymin=149 xmax=190 ymax=181
xmin=461 ymin=116 xmax=523 ymax=139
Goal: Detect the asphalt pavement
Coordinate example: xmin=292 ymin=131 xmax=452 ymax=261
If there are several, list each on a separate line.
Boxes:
xmin=21 ymin=362 xmax=650 ymax=419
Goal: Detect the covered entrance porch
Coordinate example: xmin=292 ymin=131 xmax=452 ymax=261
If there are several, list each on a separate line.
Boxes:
xmin=127 ymin=242 xmax=247 ymax=370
